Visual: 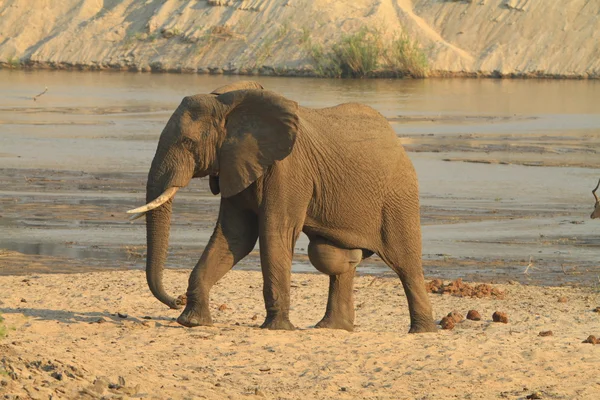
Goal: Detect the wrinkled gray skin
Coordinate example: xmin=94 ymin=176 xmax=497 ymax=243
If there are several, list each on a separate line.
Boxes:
xmin=143 ymin=81 xmax=436 ymax=333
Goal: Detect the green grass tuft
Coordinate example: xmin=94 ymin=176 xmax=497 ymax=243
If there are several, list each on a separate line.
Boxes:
xmin=383 ymin=32 xmax=429 ymax=78
xmin=0 ymin=314 xmax=6 ymax=339
xmin=305 ymin=26 xmax=428 ymax=78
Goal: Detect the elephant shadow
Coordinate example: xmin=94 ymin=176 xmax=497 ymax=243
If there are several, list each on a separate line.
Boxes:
xmin=0 ymin=307 xmax=175 ymax=325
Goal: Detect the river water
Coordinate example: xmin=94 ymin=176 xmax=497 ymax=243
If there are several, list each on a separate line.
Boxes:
xmin=1 ymin=70 xmax=599 ymax=286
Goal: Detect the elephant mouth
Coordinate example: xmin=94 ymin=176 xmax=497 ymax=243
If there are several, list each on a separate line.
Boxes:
xmin=127 ymin=187 xmax=179 ymax=221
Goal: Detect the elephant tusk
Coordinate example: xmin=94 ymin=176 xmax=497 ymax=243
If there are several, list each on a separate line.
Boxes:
xmin=128 ymin=212 xmax=146 ymax=221
xmin=127 ymin=187 xmax=179 ymax=215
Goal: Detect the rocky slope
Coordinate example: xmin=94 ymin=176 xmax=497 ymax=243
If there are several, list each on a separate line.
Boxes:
xmin=0 ymin=0 xmax=599 ymax=78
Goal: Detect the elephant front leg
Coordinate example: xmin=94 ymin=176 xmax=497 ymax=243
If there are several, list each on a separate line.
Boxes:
xmin=258 ymin=227 xmax=303 ymax=331
xmin=177 ymin=201 xmax=258 ymax=327
xmin=316 ymin=270 xmax=356 ymax=332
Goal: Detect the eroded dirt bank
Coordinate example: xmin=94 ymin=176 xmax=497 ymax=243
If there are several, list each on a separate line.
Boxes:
xmin=0 ymin=0 xmax=599 ymax=78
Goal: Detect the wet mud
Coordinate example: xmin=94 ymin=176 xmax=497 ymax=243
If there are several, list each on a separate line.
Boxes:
xmin=1 ymin=71 xmax=600 ymax=287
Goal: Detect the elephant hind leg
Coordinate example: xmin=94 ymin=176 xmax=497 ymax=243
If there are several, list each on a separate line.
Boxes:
xmin=377 ymin=220 xmax=437 ymax=334
xmin=308 ymin=237 xmax=360 ymax=331
xmin=378 ymin=248 xmax=436 ymax=333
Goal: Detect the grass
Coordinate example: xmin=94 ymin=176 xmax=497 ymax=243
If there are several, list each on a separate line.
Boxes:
xmin=383 ymin=32 xmax=429 ymax=78
xmin=0 ymin=314 xmax=6 ymax=339
xmin=305 ymin=26 xmax=429 ymax=78
xmin=5 ymin=56 xmax=20 ymax=69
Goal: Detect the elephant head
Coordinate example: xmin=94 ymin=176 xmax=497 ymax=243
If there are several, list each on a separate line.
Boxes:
xmin=127 ymin=81 xmax=300 ymax=309
xmin=592 ymin=178 xmax=600 ymax=219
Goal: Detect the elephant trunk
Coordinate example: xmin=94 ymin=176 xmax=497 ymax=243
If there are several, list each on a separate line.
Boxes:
xmin=145 ymin=187 xmax=184 ymax=309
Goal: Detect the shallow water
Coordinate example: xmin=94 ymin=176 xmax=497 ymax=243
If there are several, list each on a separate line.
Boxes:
xmin=1 ymin=70 xmax=600 ymax=285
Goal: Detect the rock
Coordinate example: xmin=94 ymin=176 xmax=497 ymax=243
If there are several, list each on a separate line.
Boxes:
xmin=93 ymin=317 xmax=107 ymax=324
xmin=142 ymin=316 xmax=152 ymax=320
xmin=592 ymin=307 xmax=600 ymax=313
xmin=492 ymin=311 xmax=508 ymax=323
xmin=582 ymin=335 xmax=600 ymax=344
xmin=117 ymin=312 xmax=128 ymax=319
xmin=527 ymin=392 xmax=543 ymax=399
xmin=251 ymin=314 xmax=258 ymax=320
xmin=538 ymin=330 xmax=553 ymax=337
xmin=51 ymin=371 xmax=63 ymax=380
xmin=447 ymin=311 xmax=464 ymax=323
xmin=557 ymin=296 xmax=567 ymax=303
xmin=440 ymin=316 xmax=455 ymax=330
xmin=466 ymin=310 xmax=482 ymax=321
xmin=20 ymin=298 xmax=27 ymax=303
xmin=218 ymin=304 xmax=228 ymax=311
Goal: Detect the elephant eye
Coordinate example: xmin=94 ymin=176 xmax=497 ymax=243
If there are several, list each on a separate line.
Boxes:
xmin=181 ymin=137 xmax=195 ymax=151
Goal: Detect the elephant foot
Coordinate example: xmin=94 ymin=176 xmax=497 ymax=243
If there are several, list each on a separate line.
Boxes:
xmin=315 ymin=317 xmax=354 ymax=332
xmin=408 ymin=320 xmax=438 ymax=334
xmin=260 ymin=315 xmax=295 ymax=330
xmin=177 ymin=304 xmax=212 ymax=328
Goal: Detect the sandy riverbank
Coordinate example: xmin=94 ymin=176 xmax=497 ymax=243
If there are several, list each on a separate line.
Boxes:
xmin=1 ymin=269 xmax=599 ymax=399
xmin=0 ymin=0 xmax=599 ymax=78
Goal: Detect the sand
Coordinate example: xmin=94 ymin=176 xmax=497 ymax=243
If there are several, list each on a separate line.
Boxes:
xmin=1 ymin=268 xmax=599 ymax=399
xmin=0 ymin=0 xmax=599 ymax=78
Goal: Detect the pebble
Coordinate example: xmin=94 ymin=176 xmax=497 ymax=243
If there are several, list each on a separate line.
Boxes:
xmin=492 ymin=311 xmax=508 ymax=323
xmin=466 ymin=310 xmax=482 ymax=321
xmin=447 ymin=311 xmax=464 ymax=323
xmin=582 ymin=335 xmax=599 ymax=344
xmin=538 ymin=330 xmax=553 ymax=337
xmin=440 ymin=316 xmax=455 ymax=330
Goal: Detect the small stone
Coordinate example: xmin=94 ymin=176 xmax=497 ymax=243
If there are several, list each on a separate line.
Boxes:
xmin=93 ymin=317 xmax=107 ymax=324
xmin=1 ymin=380 xmax=8 ymax=386
xmin=527 ymin=392 xmax=543 ymax=399
xmin=117 ymin=313 xmax=128 ymax=319
xmin=447 ymin=311 xmax=464 ymax=323
xmin=51 ymin=372 xmax=63 ymax=381
xmin=583 ymin=335 xmax=600 ymax=344
xmin=440 ymin=316 xmax=455 ymax=330
xmin=557 ymin=296 xmax=567 ymax=303
xmin=218 ymin=304 xmax=228 ymax=311
xmin=492 ymin=311 xmax=508 ymax=323
xmin=20 ymin=298 xmax=27 ymax=303
xmin=592 ymin=307 xmax=600 ymax=313
xmin=466 ymin=310 xmax=481 ymax=321
xmin=538 ymin=331 xmax=553 ymax=337
xmin=254 ymin=387 xmax=265 ymax=397
xmin=251 ymin=314 xmax=258 ymax=320
xmin=340 ymin=387 xmax=348 ymax=392
xmin=259 ymin=367 xmax=271 ymax=372
xmin=142 ymin=316 xmax=152 ymax=320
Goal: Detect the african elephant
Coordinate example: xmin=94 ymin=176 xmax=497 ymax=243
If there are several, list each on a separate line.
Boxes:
xmin=128 ymin=81 xmax=436 ymax=333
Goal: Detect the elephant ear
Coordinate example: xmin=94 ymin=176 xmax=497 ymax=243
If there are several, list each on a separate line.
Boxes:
xmin=217 ymin=89 xmax=299 ymax=198
xmin=211 ymin=81 xmax=264 ymax=95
